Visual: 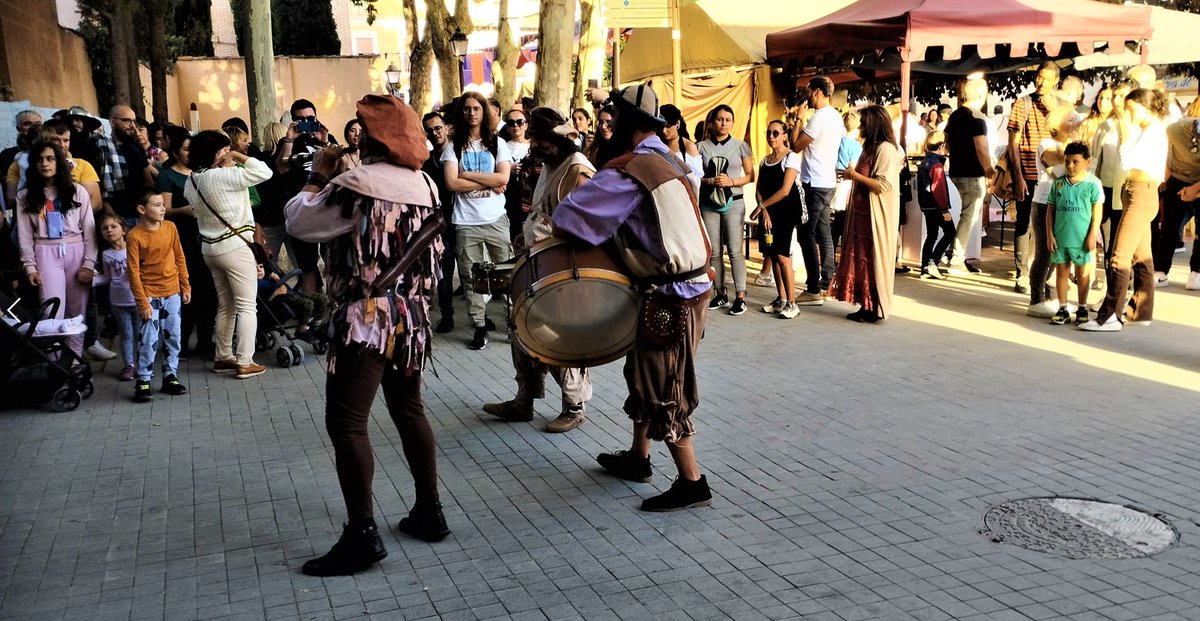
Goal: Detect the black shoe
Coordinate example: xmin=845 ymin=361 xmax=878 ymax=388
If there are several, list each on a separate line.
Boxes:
xmin=483 ymin=317 xmax=497 ymax=331
xmin=301 ymin=519 xmax=388 ymax=577
xmin=134 ymin=380 xmax=153 ymax=403
xmin=160 ymin=374 xmax=187 ymax=396
xmin=1074 ymin=308 xmax=1090 ymax=326
xmin=597 ymin=450 xmax=652 ymax=483
xmin=1014 ymin=282 xmax=1030 ymax=294
xmin=435 ymin=317 xmax=454 ymax=334
xmin=965 ymin=262 xmax=983 ymax=274
xmin=640 ymin=475 xmax=713 ymax=512
xmin=894 ymin=265 xmax=911 ymax=274
xmin=1049 ymin=306 xmax=1070 ymax=325
xmin=468 ymin=327 xmax=488 ymax=350
xmin=294 ymin=329 xmax=313 ymax=342
xmin=707 ymin=293 xmax=729 ymax=310
xmin=728 ymin=298 xmax=747 ymax=316
xmin=397 ymin=502 xmax=450 ymax=542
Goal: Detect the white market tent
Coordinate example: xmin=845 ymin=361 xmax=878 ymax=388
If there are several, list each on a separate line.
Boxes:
xmin=616 ymin=0 xmax=856 ymax=155
xmin=1074 ymin=5 xmax=1200 ymax=70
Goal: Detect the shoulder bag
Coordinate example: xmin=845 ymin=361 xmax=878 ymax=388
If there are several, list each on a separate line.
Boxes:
xmin=190 ymin=173 xmax=271 ymax=265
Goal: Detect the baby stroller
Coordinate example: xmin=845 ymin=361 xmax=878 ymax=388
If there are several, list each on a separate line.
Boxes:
xmin=0 ymin=292 xmax=95 ymax=411
xmin=255 ymin=262 xmax=329 ymax=368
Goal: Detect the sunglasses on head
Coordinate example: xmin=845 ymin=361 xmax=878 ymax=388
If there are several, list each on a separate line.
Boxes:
xmin=506 ymin=118 xmax=526 ymax=126
xmin=766 ymin=129 xmax=783 ymax=137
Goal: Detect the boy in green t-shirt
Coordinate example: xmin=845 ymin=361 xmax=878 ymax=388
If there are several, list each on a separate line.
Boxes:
xmin=1046 ymin=142 xmax=1103 ymax=326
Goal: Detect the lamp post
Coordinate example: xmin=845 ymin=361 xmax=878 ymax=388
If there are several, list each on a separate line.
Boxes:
xmin=450 ymin=27 xmax=468 ymax=93
xmin=384 ymin=62 xmax=402 ymax=98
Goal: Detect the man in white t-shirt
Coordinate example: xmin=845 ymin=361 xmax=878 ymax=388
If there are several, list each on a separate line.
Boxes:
xmin=442 ymin=92 xmax=513 ymax=351
xmin=788 ymin=76 xmax=845 ymax=302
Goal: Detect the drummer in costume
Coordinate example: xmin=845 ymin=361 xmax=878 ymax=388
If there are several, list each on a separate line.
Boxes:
xmin=483 ymin=107 xmax=597 ymax=433
xmin=552 ymin=85 xmax=715 ymax=511
xmin=285 ymin=95 xmax=449 ymax=576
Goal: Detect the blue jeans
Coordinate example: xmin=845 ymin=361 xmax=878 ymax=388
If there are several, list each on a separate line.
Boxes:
xmin=135 ymin=294 xmax=182 ymax=381
xmin=112 ymin=305 xmax=137 ymax=367
xmin=801 ymin=184 xmax=836 ymax=292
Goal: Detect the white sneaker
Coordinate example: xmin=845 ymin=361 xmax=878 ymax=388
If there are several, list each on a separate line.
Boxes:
xmin=779 ymin=302 xmax=800 ymax=319
xmin=795 ymin=291 xmax=825 ymax=306
xmin=1186 ymin=271 xmax=1200 ymax=291
xmin=1026 ymin=300 xmax=1059 ymax=318
xmin=761 ymin=298 xmax=784 ymax=314
xmin=86 ymin=341 xmax=118 ymax=360
xmin=1078 ymin=314 xmax=1122 ymax=332
xmin=1154 ymin=271 xmax=1170 ymax=287
xmin=921 ymin=264 xmax=943 ymax=279
xmin=754 ymin=272 xmax=775 ymax=287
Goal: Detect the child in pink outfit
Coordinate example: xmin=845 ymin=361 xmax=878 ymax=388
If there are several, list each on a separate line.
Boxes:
xmin=16 ymin=142 xmax=96 ymax=356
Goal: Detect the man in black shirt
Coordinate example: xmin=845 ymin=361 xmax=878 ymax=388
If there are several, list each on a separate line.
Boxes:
xmin=944 ymin=77 xmax=995 ymax=274
xmin=92 ymin=105 xmax=151 ymax=223
xmin=421 ymin=111 xmax=457 ymax=333
xmin=275 ymin=98 xmax=337 ymax=294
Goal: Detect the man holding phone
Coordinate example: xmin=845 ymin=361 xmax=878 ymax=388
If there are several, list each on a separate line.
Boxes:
xmin=275 ymin=99 xmax=338 ymax=295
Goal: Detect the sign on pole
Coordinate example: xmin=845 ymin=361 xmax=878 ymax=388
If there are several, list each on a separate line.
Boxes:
xmin=603 ymin=0 xmax=675 ymax=28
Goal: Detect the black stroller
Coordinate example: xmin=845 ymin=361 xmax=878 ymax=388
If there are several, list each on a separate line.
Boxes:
xmin=254 ymin=263 xmax=329 ymax=368
xmin=0 ymin=292 xmax=94 ymax=411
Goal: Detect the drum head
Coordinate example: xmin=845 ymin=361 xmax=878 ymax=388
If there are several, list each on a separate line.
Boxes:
xmin=512 ymin=275 xmax=638 ymax=367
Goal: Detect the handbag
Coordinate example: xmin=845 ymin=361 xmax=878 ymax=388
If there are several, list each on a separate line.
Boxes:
xmin=189 ymin=174 xmax=271 ymax=264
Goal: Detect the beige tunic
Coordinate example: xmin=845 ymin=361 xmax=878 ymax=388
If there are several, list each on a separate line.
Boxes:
xmin=523 ymin=152 xmax=595 ymax=245
xmin=866 ymin=141 xmax=902 ymax=319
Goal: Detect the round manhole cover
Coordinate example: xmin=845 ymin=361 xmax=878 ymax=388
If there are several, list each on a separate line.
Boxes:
xmin=982 ymin=497 xmax=1176 ymax=559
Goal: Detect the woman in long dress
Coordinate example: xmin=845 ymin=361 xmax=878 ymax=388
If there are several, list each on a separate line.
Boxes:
xmin=827 ymin=105 xmax=902 ymax=323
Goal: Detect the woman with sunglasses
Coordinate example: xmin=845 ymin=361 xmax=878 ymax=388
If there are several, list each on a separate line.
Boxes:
xmin=750 ymin=121 xmax=803 ymax=319
xmin=502 ymin=110 xmax=532 ymax=241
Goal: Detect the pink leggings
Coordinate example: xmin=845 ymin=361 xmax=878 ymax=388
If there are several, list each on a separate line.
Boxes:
xmin=34 ymin=242 xmax=90 ymax=355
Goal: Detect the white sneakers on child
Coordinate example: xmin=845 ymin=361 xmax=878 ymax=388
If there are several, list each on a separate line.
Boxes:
xmin=1026 ymin=300 xmax=1059 ymax=318
xmin=1078 ymin=314 xmax=1122 ymax=332
xmin=1154 ymin=271 xmax=1170 ymax=287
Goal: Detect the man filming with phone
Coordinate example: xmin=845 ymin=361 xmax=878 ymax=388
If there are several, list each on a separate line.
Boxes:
xmin=275 ymin=98 xmax=338 ymax=295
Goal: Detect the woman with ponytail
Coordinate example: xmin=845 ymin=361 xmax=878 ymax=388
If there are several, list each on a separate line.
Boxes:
xmin=1080 ymin=87 xmax=1168 ymax=331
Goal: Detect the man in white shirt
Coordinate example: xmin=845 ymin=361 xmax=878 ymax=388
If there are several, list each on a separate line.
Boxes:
xmin=788 ymin=76 xmax=845 ymax=303
xmin=442 ymin=92 xmax=513 ymax=350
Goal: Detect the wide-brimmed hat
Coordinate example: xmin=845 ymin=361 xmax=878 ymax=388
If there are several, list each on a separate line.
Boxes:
xmin=526 ymin=106 xmax=578 ymax=140
xmin=65 ymin=106 xmax=102 ymax=133
xmin=355 ymin=94 xmax=427 ymax=169
xmin=613 ymin=83 xmax=666 ymax=126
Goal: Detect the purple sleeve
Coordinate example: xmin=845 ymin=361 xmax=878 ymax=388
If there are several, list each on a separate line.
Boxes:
xmin=551 ymin=168 xmax=643 ymax=245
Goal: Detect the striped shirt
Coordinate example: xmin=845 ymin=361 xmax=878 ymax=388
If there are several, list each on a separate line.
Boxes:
xmin=1007 ymin=95 xmax=1052 ymax=182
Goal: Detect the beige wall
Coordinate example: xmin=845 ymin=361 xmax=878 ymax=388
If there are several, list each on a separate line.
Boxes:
xmin=174 ymin=56 xmax=378 ymax=134
xmin=138 ymin=64 xmax=183 ymax=125
xmin=0 ymin=0 xmax=98 ymax=112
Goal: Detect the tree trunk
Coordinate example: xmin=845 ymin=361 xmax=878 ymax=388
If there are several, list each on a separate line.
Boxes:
xmin=426 ymin=0 xmax=471 ymax=103
xmin=243 ymin=0 xmax=277 ymax=144
xmin=534 ymin=0 xmax=574 ymax=111
xmin=109 ymin=9 xmax=132 ymax=110
xmin=404 ymin=0 xmax=433 ymax=114
xmin=571 ymin=0 xmax=604 ymax=111
xmin=493 ymin=0 xmax=518 ymax=109
xmin=146 ymin=0 xmax=170 ymax=123
xmin=120 ymin=4 xmax=145 ymax=117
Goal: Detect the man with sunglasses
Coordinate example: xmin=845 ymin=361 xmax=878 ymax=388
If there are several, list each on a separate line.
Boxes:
xmin=276 ymin=99 xmax=338 ymax=295
xmin=788 ymin=76 xmax=844 ymax=301
xmin=421 ymin=111 xmax=458 ymax=332
xmin=92 ymin=105 xmax=152 ymax=225
xmin=1156 ymin=117 xmax=1200 ymax=290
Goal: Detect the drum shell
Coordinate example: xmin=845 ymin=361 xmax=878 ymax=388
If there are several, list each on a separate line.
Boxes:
xmin=510 ymin=239 xmax=639 ymax=367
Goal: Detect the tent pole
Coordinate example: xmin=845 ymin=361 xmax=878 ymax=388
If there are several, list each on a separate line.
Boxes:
xmin=900 ymin=59 xmax=911 ymax=154
xmin=612 ymin=28 xmax=621 ymax=89
xmin=671 ymin=0 xmax=682 ymax=106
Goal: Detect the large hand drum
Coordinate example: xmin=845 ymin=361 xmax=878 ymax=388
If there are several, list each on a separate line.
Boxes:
xmin=510 ymin=239 xmax=639 ymax=367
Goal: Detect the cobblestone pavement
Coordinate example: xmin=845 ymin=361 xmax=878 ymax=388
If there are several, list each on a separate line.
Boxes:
xmin=3 ymin=247 xmax=1200 ymax=621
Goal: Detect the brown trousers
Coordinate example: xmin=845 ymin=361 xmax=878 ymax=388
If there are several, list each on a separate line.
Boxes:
xmin=622 ymin=291 xmax=708 ymax=443
xmin=325 ymin=342 xmax=439 ymax=521
xmin=1096 ymin=181 xmax=1156 ymax=324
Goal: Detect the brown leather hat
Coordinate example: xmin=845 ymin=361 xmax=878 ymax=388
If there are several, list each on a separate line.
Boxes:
xmin=355 ymin=94 xmax=428 ymax=169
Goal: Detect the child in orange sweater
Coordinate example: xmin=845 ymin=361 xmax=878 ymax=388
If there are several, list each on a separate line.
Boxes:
xmin=127 ymin=191 xmax=191 ymax=402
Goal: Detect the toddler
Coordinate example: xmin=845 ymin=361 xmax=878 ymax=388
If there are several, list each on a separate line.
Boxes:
xmin=257 ymin=263 xmax=329 ymax=340
xmin=97 ymin=211 xmax=138 ymax=381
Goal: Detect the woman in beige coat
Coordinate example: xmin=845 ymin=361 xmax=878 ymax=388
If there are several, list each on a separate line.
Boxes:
xmin=827 ymin=105 xmax=902 ymax=323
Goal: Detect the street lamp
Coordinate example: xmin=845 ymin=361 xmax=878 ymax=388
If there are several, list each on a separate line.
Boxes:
xmin=450 ymin=27 xmax=468 ymax=92
xmin=384 ymin=62 xmax=402 ymax=97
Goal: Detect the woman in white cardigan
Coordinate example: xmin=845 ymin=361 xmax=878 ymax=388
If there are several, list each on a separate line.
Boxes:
xmin=184 ymin=130 xmax=274 ymax=377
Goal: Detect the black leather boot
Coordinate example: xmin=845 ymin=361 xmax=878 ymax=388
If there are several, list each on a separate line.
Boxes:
xmin=397 ymin=501 xmax=450 ymax=542
xmin=302 ymin=519 xmax=388 ymax=577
